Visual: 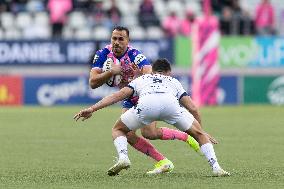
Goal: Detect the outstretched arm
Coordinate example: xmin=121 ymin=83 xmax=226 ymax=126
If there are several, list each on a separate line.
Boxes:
xmin=179 ymin=95 xmax=218 ymax=144
xmin=179 ymin=95 xmax=202 ymax=125
xmin=73 ymin=87 xmax=133 ymax=121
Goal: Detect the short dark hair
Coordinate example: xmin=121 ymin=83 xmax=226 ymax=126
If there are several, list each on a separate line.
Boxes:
xmin=112 ymin=26 xmax=129 ymax=37
xmin=152 ymin=58 xmax=172 ymax=73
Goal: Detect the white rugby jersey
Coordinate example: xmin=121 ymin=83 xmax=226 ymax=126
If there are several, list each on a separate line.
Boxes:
xmin=128 ymin=74 xmax=188 ymax=100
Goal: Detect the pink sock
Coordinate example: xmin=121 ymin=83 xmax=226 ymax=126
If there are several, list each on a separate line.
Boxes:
xmin=161 ymin=127 xmax=188 ymax=141
xmin=131 ymin=137 xmax=165 ymax=161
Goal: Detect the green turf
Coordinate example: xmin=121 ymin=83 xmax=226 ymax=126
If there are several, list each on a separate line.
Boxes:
xmin=0 ymin=105 xmax=283 ymax=189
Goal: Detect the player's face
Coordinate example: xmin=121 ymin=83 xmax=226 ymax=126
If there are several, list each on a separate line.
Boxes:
xmin=111 ymin=30 xmax=129 ymax=57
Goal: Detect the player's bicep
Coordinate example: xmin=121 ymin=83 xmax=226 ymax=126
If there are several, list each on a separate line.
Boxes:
xmin=89 ymin=68 xmax=102 ymax=78
xmin=129 ymin=49 xmax=150 ymax=69
xmin=92 ymin=48 xmax=109 ymax=68
xmin=179 ymin=95 xmax=195 ymax=110
xmin=120 ymin=87 xmax=134 ymax=99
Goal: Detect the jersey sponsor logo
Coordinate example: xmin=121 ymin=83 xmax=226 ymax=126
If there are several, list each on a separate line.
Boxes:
xmin=134 ymin=54 xmax=146 ymax=65
xmin=93 ymin=54 xmax=99 ymax=63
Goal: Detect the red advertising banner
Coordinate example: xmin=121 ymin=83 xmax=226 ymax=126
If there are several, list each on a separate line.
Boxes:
xmin=0 ymin=76 xmax=23 ymax=105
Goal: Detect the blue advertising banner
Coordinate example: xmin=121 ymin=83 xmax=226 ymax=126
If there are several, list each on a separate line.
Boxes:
xmin=24 ymin=76 xmax=118 ymax=106
xmin=218 ymin=76 xmax=238 ymax=104
xmin=23 ymin=74 xmax=238 ymax=106
xmin=0 ymin=39 xmax=173 ymax=65
xmin=173 ymin=74 xmax=239 ymax=105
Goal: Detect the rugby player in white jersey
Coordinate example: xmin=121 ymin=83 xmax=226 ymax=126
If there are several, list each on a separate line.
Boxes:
xmin=74 ymin=58 xmax=230 ymax=177
xmin=88 ymin=26 xmax=204 ymax=174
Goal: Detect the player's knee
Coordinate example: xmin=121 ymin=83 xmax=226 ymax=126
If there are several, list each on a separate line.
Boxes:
xmin=126 ymin=131 xmax=139 ymax=145
xmin=141 ymin=129 xmax=159 ymax=140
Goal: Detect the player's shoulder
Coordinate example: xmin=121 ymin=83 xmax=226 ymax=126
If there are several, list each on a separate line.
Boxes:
xmin=96 ymin=45 xmax=111 ymax=55
xmin=134 ymin=74 xmax=152 ymax=82
xmin=127 ymin=46 xmax=142 ymax=56
xmin=92 ymin=45 xmax=111 ymax=65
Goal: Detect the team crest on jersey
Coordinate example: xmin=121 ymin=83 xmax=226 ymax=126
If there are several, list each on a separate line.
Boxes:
xmin=134 ymin=54 xmax=146 ymax=65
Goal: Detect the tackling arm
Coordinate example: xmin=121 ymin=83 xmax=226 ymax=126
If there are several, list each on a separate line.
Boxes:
xmin=179 ymin=95 xmax=202 ymax=125
xmin=73 ymin=87 xmax=133 ymax=122
xmin=90 ymin=87 xmax=133 ymax=112
xmin=179 ymin=95 xmax=218 ymax=144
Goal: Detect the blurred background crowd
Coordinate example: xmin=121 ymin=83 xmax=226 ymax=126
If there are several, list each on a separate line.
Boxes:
xmin=0 ymin=0 xmax=283 ymax=40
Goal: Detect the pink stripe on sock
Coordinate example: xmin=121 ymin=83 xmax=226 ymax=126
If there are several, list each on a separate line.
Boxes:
xmin=161 ymin=127 xmax=188 ymax=142
xmin=131 ymin=137 xmax=165 ymax=161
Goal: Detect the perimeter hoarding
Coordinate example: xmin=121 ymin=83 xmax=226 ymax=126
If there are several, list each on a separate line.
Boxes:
xmin=244 ymin=75 xmax=284 ymax=105
xmin=174 ymin=75 xmax=239 ymax=105
xmin=175 ymin=36 xmax=284 ymax=68
xmin=24 ymin=77 xmax=118 ymax=106
xmin=22 ymin=74 xmax=238 ymax=106
xmin=0 ymin=76 xmax=23 ymax=105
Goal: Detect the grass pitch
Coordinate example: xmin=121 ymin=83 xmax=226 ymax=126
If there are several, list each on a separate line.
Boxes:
xmin=0 ymin=105 xmax=283 ymax=189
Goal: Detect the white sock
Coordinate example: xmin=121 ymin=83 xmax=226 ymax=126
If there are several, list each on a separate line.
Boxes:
xmin=200 ymin=143 xmax=221 ymax=171
xmin=113 ymin=136 xmax=129 ymax=160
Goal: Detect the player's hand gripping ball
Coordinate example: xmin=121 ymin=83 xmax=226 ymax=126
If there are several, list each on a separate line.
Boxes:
xmin=102 ymin=58 xmax=122 ymax=87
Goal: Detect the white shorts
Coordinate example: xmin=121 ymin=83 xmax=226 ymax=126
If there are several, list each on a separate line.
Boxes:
xmin=120 ymin=93 xmax=194 ymax=131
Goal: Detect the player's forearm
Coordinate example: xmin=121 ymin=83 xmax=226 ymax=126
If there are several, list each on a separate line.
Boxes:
xmin=90 ymin=90 xmax=128 ymax=112
xmin=188 ymin=109 xmax=202 ymax=125
xmin=89 ymin=70 xmax=113 ymax=89
xmin=180 ymin=96 xmax=202 ymax=125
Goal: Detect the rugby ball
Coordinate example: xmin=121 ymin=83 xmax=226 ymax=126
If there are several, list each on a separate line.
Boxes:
xmin=102 ymin=58 xmax=122 ymax=87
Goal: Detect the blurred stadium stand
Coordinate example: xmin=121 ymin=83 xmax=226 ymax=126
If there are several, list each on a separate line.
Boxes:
xmin=0 ymin=0 xmax=283 ymax=39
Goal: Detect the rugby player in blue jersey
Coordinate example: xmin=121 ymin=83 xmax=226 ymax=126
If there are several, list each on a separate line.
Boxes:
xmin=87 ymin=26 xmax=205 ymax=175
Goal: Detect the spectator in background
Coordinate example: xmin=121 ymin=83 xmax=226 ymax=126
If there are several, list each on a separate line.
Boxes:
xmin=255 ymin=0 xmax=275 ymax=35
xmin=11 ymin=0 xmax=27 ymax=13
xmin=138 ymin=0 xmax=160 ymax=28
xmin=106 ymin=0 xmax=121 ymax=29
xmin=47 ymin=0 xmax=73 ymax=38
xmin=87 ymin=0 xmax=108 ymax=28
xmin=219 ymin=6 xmax=233 ymax=35
xmin=0 ymin=0 xmax=10 ymax=13
xmin=73 ymin=0 xmax=92 ymax=10
xmin=162 ymin=11 xmax=180 ymax=37
xmin=180 ymin=9 xmax=195 ymax=37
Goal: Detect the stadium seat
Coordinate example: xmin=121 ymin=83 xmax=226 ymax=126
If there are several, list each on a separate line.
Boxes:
xmin=166 ymin=0 xmax=184 ymax=17
xmin=93 ymin=26 xmax=111 ymax=40
xmin=34 ymin=12 xmax=49 ymax=27
xmin=146 ymin=26 xmax=164 ymax=39
xmin=74 ymin=28 xmax=92 ymax=40
xmin=185 ymin=1 xmax=201 ymax=16
xmin=4 ymin=28 xmax=22 ymax=39
xmin=62 ymin=26 xmax=74 ymax=39
xmin=0 ymin=28 xmax=4 ymax=39
xmin=129 ymin=26 xmax=146 ymax=40
xmin=1 ymin=12 xmax=15 ymax=29
xmin=22 ymin=24 xmax=51 ymax=39
xmin=16 ymin=12 xmax=33 ymax=30
xmin=153 ymin=0 xmax=166 ymax=17
xmin=68 ymin=11 xmax=87 ymax=30
xmin=121 ymin=16 xmax=139 ymax=28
